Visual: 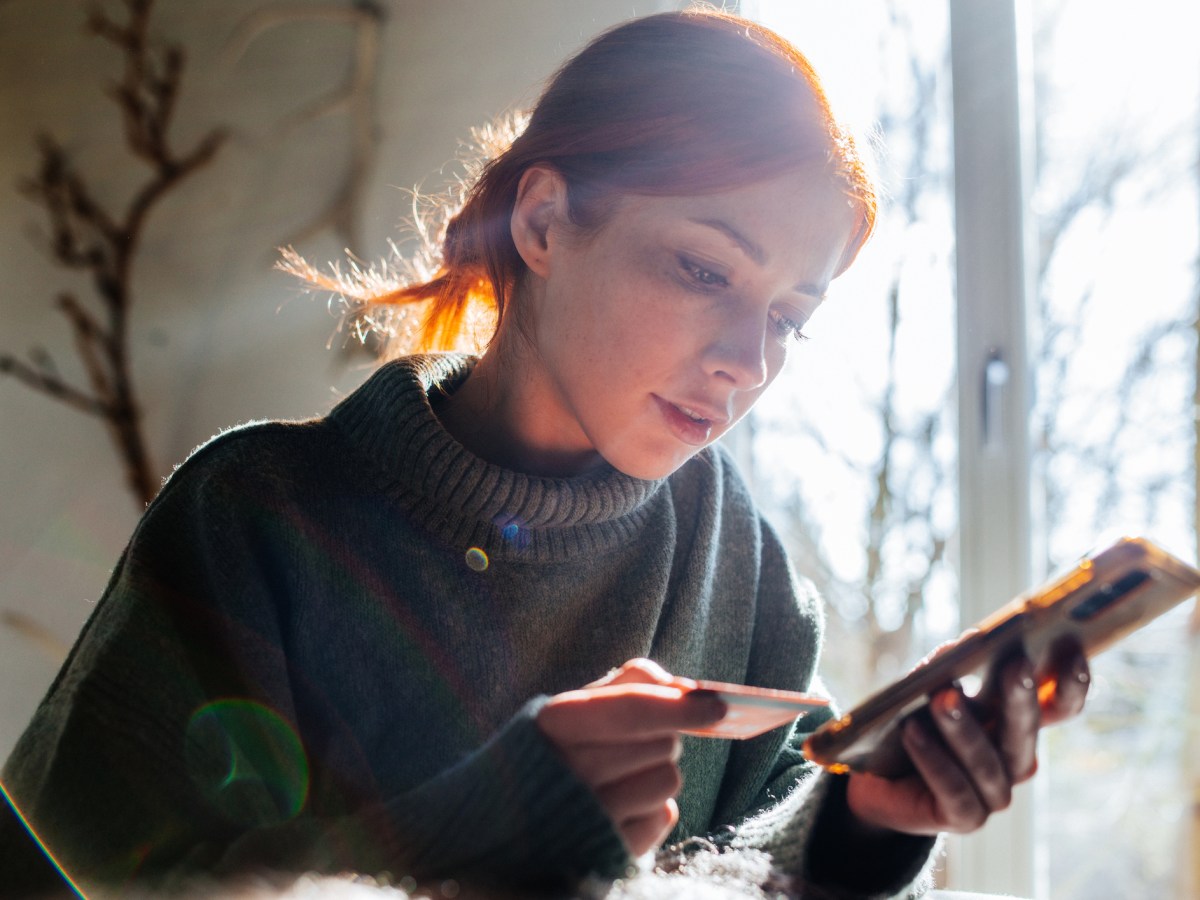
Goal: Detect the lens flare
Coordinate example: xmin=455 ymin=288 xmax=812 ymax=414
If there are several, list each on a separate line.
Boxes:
xmin=464 ymin=547 xmax=489 ymax=571
xmin=0 ymin=780 xmax=86 ymax=898
xmin=185 ymin=699 xmax=309 ymax=825
xmin=495 ymin=515 xmax=530 ymax=550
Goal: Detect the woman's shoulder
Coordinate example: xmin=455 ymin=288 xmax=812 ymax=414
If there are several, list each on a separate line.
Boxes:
xmin=149 ymin=414 xmax=351 ymax=517
xmin=160 ymin=354 xmax=465 ymax=492
xmin=175 ymin=415 xmax=327 ymax=473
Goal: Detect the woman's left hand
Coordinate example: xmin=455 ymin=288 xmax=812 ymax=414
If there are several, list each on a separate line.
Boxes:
xmin=844 ymin=640 xmax=1090 ymax=836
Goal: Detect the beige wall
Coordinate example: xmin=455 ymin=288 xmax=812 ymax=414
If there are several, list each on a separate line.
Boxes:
xmin=0 ymin=0 xmax=675 ymax=759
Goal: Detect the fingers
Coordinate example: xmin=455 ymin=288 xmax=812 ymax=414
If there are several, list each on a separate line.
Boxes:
xmin=895 ymin=660 xmax=1045 ymax=833
xmin=1037 ymin=639 xmax=1090 ymax=726
xmin=904 ymin=646 xmax=1086 ymax=832
xmin=899 ymin=717 xmax=984 ymax=832
xmin=992 ymin=656 xmax=1040 ymax=782
xmin=537 ymin=675 xmax=725 ymax=857
xmin=896 ymin=690 xmax=1007 ymax=833
xmin=928 ymin=689 xmax=1011 ymax=817
xmin=569 ymin=734 xmax=682 ymax=788
xmin=852 ymin=643 xmax=1092 ymax=839
xmin=620 ymin=798 xmax=679 ymax=857
xmin=595 ymin=761 xmax=682 ymax=826
xmin=539 ymin=683 xmax=725 ymax=744
xmin=588 ymin=658 xmax=679 ymax=689
xmin=598 ymin=766 xmax=682 ymax=855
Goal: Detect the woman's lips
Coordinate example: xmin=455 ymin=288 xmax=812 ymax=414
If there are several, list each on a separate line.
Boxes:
xmin=654 ymin=395 xmax=721 ymax=446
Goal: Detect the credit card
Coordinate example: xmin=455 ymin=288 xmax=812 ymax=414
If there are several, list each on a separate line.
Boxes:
xmin=673 ymin=678 xmax=830 ymax=739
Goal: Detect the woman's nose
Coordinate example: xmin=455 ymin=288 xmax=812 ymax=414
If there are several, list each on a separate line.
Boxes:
xmin=702 ymin=315 xmax=768 ymax=390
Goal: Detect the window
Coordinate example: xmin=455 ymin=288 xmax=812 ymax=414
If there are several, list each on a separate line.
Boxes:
xmin=1029 ymin=1 xmax=1198 ymax=896
xmin=744 ymin=0 xmax=1199 ymax=895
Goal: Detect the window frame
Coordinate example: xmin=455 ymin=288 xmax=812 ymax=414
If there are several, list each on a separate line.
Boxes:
xmin=948 ymin=0 xmax=1038 ymax=892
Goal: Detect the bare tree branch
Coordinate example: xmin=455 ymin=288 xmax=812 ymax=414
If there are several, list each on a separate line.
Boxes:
xmin=1 ymin=0 xmax=227 ymax=507
xmin=0 ymin=610 xmax=70 ymax=664
xmin=0 ymin=354 xmax=109 ymax=417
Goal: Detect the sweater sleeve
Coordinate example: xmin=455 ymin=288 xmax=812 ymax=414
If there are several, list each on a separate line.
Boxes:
xmin=712 ymin=519 xmax=937 ymax=899
xmin=0 ymin=439 xmax=627 ymax=894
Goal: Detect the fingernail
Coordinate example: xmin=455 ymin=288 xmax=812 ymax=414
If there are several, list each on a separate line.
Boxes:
xmin=1075 ymin=669 xmax=1090 ymax=685
xmin=669 ymin=735 xmax=683 ymax=762
xmin=688 ymin=689 xmax=726 ymax=718
xmin=1018 ymin=660 xmax=1035 ymax=692
xmin=940 ymin=691 xmax=964 ymax=722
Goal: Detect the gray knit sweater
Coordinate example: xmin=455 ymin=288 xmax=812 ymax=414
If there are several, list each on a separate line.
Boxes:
xmin=0 ymin=354 xmax=933 ymax=897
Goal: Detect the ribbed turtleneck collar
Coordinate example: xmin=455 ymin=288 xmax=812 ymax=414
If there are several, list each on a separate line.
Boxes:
xmin=328 ymin=353 xmax=666 ymax=560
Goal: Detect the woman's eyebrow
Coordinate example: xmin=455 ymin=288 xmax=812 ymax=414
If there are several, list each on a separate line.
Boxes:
xmin=691 ymin=217 xmax=766 ymax=265
xmin=689 ymin=216 xmax=828 ymax=298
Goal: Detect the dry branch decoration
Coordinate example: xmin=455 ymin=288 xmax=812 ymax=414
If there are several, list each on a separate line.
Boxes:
xmin=0 ymin=0 xmax=226 ymax=507
xmin=0 ymin=610 xmax=72 ymax=663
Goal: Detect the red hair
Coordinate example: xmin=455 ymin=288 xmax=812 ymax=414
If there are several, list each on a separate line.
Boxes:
xmin=287 ymin=9 xmax=877 ymax=354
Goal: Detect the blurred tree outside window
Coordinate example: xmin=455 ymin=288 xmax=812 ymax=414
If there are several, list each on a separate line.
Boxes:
xmin=745 ymin=0 xmax=1199 ymax=896
xmin=1028 ymin=1 xmax=1198 ymax=897
xmin=743 ymin=0 xmax=958 ymax=733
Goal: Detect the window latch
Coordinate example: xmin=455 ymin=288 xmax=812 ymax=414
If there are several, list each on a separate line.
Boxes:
xmin=982 ymin=349 xmax=1010 ymax=452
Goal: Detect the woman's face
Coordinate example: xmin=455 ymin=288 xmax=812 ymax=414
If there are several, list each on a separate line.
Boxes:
xmin=506 ymin=166 xmax=861 ymax=480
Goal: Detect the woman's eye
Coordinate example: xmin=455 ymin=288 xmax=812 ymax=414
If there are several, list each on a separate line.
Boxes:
xmin=678 ymin=256 xmax=729 ymax=289
xmin=770 ymin=309 xmax=810 ymax=344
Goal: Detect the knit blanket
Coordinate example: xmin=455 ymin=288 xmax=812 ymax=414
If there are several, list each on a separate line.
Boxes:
xmin=102 ymin=843 xmax=896 ymax=900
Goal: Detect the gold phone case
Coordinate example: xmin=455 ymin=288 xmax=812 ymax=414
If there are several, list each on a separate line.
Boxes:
xmin=802 ymin=536 xmax=1200 ymax=777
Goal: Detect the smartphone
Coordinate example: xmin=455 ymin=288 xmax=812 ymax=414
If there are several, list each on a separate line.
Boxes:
xmin=672 ymin=678 xmax=830 ymax=740
xmin=802 ymin=536 xmax=1200 ymax=778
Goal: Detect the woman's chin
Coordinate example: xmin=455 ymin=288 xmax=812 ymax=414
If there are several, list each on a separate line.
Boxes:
xmin=601 ymin=442 xmax=707 ymax=482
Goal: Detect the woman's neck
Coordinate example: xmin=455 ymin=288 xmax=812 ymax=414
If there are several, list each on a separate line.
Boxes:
xmin=433 ymin=342 xmax=605 ymax=479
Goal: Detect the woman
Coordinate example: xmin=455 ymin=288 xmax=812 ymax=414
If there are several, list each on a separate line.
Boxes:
xmin=0 ymin=9 xmax=1088 ymax=898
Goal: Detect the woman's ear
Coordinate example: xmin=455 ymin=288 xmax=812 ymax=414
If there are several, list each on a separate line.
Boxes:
xmin=511 ymin=164 xmax=567 ymax=279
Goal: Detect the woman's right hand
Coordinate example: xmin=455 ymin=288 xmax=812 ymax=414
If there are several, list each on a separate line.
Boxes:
xmin=535 ymin=659 xmax=726 ymax=856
